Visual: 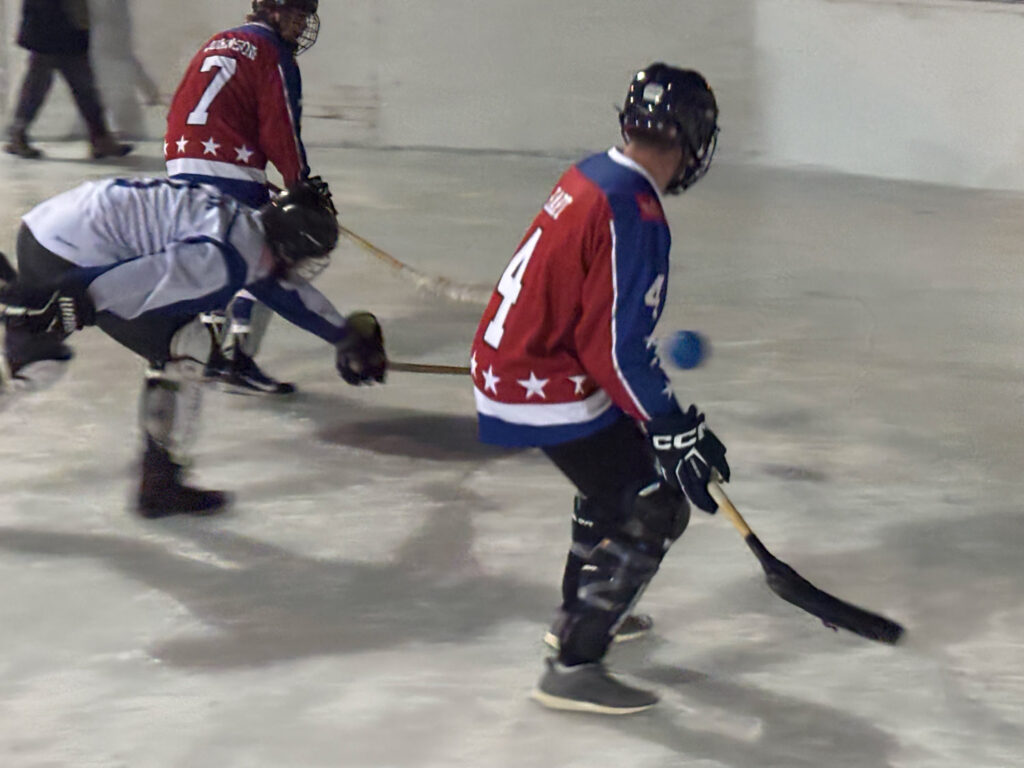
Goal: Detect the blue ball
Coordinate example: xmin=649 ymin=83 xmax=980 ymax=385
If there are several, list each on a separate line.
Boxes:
xmin=667 ymin=330 xmax=707 ymax=369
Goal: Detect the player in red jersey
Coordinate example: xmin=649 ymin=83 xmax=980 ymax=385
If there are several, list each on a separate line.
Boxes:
xmin=471 ymin=64 xmax=730 ymax=714
xmin=164 ymin=0 xmax=325 ymax=394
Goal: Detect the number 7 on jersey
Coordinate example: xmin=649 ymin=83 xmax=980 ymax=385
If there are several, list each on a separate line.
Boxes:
xmin=483 ymin=227 xmax=542 ymax=349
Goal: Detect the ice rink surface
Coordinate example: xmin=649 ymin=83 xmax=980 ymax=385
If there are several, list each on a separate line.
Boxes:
xmin=1 ymin=143 xmax=1022 ymax=767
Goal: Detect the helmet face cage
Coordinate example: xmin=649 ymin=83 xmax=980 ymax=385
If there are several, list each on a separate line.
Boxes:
xmin=250 ymin=0 xmax=320 ymax=53
xmin=619 ymin=63 xmax=719 ymax=194
xmin=294 ymin=13 xmax=319 ymax=54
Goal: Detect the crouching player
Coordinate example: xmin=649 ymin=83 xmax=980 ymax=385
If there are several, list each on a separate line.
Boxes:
xmin=0 ymin=177 xmax=386 ymax=518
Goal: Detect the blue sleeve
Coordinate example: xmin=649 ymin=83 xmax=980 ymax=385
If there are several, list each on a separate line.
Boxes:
xmin=606 ymin=193 xmax=681 ymax=419
xmin=247 ymin=276 xmax=346 ymax=343
xmin=277 ymin=51 xmax=310 ymax=178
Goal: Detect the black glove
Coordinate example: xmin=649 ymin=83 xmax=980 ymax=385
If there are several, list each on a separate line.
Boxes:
xmin=305 ymin=175 xmax=336 ymax=215
xmin=335 ymin=311 xmax=387 ymax=385
xmin=646 ymin=405 xmax=730 ymax=513
xmin=0 ymin=281 xmax=94 ymax=335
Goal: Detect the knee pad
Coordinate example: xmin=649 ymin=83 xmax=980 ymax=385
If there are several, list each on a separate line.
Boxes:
xmin=624 ymin=480 xmax=690 ymax=546
xmin=570 ymin=534 xmax=662 ymax=615
xmin=140 ymin=361 xmax=203 ymax=462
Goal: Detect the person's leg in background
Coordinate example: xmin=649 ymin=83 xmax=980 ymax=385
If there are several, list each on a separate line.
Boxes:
xmin=54 ymin=53 xmax=132 ymax=159
xmin=4 ymin=53 xmax=58 ymax=159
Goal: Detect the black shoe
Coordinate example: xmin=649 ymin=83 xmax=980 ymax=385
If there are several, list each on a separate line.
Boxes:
xmin=136 ymin=439 xmax=229 ymax=518
xmin=137 ymin=484 xmax=230 ymax=519
xmin=544 ymin=612 xmax=654 ymax=650
xmin=217 ymin=350 xmax=296 ymax=395
xmin=90 ymin=135 xmax=133 ymax=159
xmin=532 ymin=658 xmax=658 ymax=714
xmin=3 ymin=133 xmax=42 ymax=159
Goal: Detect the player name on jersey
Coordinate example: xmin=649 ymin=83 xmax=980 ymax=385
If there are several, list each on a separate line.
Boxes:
xmin=204 ymin=37 xmax=259 ymax=61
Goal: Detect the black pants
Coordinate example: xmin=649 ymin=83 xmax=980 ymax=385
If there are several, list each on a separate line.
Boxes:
xmin=15 ymin=224 xmax=189 ymax=365
xmin=542 ymin=415 xmax=664 ymax=663
xmin=9 ymin=52 xmax=109 ymax=139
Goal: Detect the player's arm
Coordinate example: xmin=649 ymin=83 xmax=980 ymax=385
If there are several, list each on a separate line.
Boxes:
xmin=246 ymin=276 xmax=346 ymax=343
xmin=576 ymin=196 xmax=678 ymax=420
xmin=255 ymin=49 xmax=309 ymax=186
xmin=247 ymin=277 xmax=386 ymax=384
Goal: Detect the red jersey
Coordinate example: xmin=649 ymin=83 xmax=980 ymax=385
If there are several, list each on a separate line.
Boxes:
xmin=472 ymin=148 xmax=682 ymax=447
xmin=164 ymin=22 xmax=308 ymax=206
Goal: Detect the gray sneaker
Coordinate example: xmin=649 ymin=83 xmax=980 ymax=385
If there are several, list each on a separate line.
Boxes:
xmin=531 ymin=658 xmax=658 ymax=714
xmin=544 ymin=612 xmax=654 ymax=650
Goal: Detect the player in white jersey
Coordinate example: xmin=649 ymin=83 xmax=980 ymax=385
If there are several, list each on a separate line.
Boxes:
xmin=0 ymin=177 xmax=387 ymax=517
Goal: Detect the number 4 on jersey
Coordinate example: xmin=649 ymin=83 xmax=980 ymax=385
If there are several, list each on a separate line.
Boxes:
xmin=483 ymin=227 xmax=542 ymax=349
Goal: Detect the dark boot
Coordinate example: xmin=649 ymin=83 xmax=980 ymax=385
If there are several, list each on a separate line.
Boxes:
xmin=90 ymin=133 xmax=133 ymax=159
xmin=3 ymin=129 xmax=42 ymax=159
xmin=136 ymin=438 xmax=229 ymax=518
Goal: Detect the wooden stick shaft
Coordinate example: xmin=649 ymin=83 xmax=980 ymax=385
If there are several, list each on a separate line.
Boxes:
xmin=389 ymin=360 xmax=471 ymax=376
xmin=708 ymin=480 xmax=753 ymax=537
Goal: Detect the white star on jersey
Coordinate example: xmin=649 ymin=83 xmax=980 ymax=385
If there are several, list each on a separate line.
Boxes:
xmin=482 ymin=366 xmax=500 ymax=394
xmin=175 ymin=136 xmax=188 ymax=153
xmin=162 ymin=141 xmax=169 ymax=157
xmin=202 ymin=137 xmax=221 ymax=156
xmin=568 ymin=375 xmax=588 ymax=396
xmin=517 ymin=371 xmax=549 ymax=399
xmin=470 ymin=352 xmax=478 ymax=378
xmin=235 ymin=145 xmax=254 ymax=163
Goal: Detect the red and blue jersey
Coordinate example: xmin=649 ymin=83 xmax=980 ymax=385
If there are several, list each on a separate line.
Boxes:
xmin=164 ymin=22 xmax=309 ymax=208
xmin=471 ymin=148 xmax=683 ymax=447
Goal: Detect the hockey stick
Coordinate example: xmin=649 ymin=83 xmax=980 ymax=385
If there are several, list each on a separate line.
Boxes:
xmin=708 ymin=479 xmax=904 ymax=644
xmin=338 ymin=224 xmax=492 ymax=305
xmin=388 ymin=360 xmax=471 ymax=376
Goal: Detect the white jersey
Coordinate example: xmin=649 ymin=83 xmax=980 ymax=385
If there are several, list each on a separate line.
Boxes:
xmin=21 ymin=177 xmax=346 ymax=342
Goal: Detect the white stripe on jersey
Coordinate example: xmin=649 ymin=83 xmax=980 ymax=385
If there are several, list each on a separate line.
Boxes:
xmin=474 ymin=387 xmax=613 ymax=426
xmin=608 ymin=218 xmax=651 ymax=421
xmin=167 ymin=158 xmax=268 ymax=183
xmin=276 ymin=62 xmax=305 ymax=174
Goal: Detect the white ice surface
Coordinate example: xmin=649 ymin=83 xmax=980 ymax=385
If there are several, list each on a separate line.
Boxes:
xmin=0 ymin=143 xmax=1022 ymax=768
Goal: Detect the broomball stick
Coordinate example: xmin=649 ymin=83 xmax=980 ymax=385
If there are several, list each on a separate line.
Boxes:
xmin=384 ymin=346 xmax=904 ymax=643
xmin=708 ymin=478 xmax=904 ymax=644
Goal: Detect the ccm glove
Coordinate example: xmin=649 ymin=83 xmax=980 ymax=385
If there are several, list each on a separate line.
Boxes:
xmin=646 ymin=405 xmax=730 ymax=513
xmin=335 ymin=311 xmax=387 ymax=385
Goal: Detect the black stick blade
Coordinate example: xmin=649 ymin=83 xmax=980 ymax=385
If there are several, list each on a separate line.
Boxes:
xmin=745 ymin=534 xmax=904 ymax=645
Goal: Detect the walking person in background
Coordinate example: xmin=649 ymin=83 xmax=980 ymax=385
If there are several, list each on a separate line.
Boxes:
xmin=4 ymin=0 xmax=133 ymax=160
xmin=470 ymin=63 xmax=728 ymax=714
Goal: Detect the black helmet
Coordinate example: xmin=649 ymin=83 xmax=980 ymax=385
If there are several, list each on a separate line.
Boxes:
xmin=619 ymin=63 xmax=719 ymax=194
xmin=260 ymin=180 xmax=338 ymax=278
xmin=250 ymin=0 xmax=320 ymax=53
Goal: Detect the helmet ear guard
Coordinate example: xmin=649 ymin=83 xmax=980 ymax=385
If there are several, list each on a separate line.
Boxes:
xmin=619 ymin=63 xmax=719 ymax=194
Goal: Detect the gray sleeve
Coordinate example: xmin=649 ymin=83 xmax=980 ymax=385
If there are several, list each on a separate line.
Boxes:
xmin=86 ymin=239 xmax=241 ymax=320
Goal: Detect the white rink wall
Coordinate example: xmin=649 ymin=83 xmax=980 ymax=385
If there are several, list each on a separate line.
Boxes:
xmin=3 ymin=0 xmax=1024 ymax=190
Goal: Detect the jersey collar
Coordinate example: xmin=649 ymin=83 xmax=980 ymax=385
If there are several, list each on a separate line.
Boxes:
xmin=606 ymin=147 xmax=664 ymax=206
